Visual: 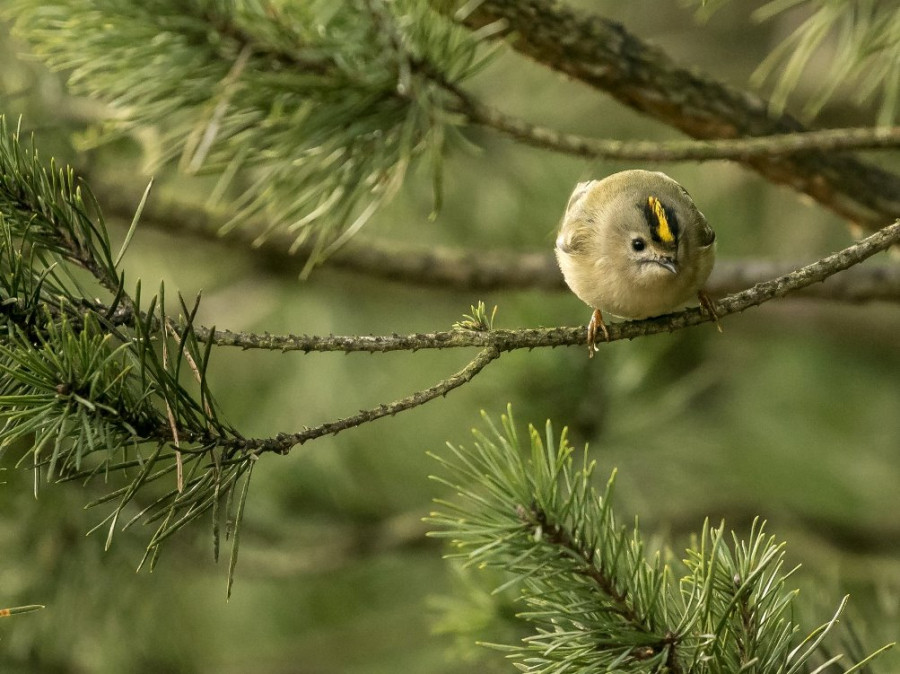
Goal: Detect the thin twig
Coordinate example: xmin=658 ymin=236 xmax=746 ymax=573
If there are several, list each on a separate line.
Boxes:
xmin=161 ymin=321 xmax=184 ymax=492
xmin=458 ymin=96 xmax=900 ymax=161
xmin=194 ymin=220 xmax=900 ymax=355
xmin=423 ymin=51 xmax=900 ymax=170
xmin=238 ymin=346 xmax=501 ymax=455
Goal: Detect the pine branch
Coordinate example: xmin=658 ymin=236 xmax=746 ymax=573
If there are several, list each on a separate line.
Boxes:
xmin=427 ymin=408 xmax=888 ymax=672
xmin=429 ymin=413 xmax=678 ymax=670
xmin=0 ymin=117 xmax=255 ymax=571
xmin=2 ymin=109 xmax=898 ymax=578
xmin=193 ymin=220 xmax=900 ymax=356
xmin=5 ymin=0 xmax=490 ymax=261
xmin=447 ymin=0 xmax=900 ymax=230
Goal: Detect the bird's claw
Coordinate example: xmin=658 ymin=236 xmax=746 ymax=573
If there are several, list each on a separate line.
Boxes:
xmin=587 ymin=309 xmax=609 ymax=358
xmin=698 ymin=291 xmax=723 ymax=333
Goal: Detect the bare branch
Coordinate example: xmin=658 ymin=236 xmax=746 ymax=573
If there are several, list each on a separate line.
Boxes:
xmin=239 ymin=346 xmax=501 ymax=455
xmin=51 ymin=171 xmax=900 ymax=460
xmin=447 ymin=0 xmax=900 ymax=229
xmin=458 ymin=96 xmax=900 ymax=161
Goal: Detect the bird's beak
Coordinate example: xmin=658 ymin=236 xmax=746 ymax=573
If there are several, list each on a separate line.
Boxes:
xmin=655 ymin=256 xmax=678 ymax=274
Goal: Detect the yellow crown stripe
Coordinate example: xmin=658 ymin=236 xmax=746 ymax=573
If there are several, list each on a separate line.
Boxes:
xmin=648 ymin=196 xmax=674 ymax=243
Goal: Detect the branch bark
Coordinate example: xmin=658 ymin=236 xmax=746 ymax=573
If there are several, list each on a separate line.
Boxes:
xmin=239 ymin=346 xmax=501 ymax=455
xmin=448 ymin=0 xmax=900 ymax=229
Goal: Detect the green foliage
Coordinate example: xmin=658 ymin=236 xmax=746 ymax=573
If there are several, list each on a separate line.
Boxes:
xmin=0 ymin=116 xmax=253 ymax=586
xmin=428 ymin=408 xmax=890 ymax=673
xmin=5 ymin=0 xmax=493 ymax=268
xmin=0 ymin=604 xmax=44 ymax=617
xmin=687 ymin=0 xmax=900 ymax=124
xmin=0 ymin=313 xmax=154 ymax=480
xmin=453 ymin=300 xmax=498 ymax=331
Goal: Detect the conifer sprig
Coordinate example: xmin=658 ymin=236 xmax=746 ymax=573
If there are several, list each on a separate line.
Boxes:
xmin=428 ymin=408 xmax=890 ymax=672
xmin=0 ymin=117 xmax=253 ymax=587
xmin=6 ymin=0 xmax=492 ymax=268
xmin=689 ymin=0 xmax=900 ymax=124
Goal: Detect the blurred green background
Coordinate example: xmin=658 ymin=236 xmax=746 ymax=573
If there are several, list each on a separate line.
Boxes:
xmin=2 ymin=2 xmax=899 ymax=672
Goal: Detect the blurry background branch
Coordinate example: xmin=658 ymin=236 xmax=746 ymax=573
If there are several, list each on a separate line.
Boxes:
xmin=92 ymin=178 xmax=900 ymax=302
xmin=453 ymin=91 xmax=900 ymax=161
xmin=447 ymin=0 xmax=900 ymax=229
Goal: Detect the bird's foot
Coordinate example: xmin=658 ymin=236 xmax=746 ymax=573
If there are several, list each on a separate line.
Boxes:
xmin=587 ymin=309 xmax=609 ymax=358
xmin=698 ymin=291 xmax=723 ymax=333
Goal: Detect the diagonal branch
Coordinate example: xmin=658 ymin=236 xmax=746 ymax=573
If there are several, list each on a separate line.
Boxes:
xmin=195 ymin=220 xmax=900 ymax=356
xmin=239 ymin=346 xmax=501 ymax=455
xmin=447 ymin=0 xmax=900 ymax=229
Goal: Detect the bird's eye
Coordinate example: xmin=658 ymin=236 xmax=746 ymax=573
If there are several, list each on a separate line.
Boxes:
xmin=631 ymin=238 xmax=646 ymax=251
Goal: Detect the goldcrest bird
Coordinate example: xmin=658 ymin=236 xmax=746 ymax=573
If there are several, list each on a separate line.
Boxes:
xmin=555 ymin=170 xmax=718 ymax=356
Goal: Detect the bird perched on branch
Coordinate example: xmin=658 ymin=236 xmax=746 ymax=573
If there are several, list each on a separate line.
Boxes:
xmin=555 ymin=170 xmax=719 ymax=356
